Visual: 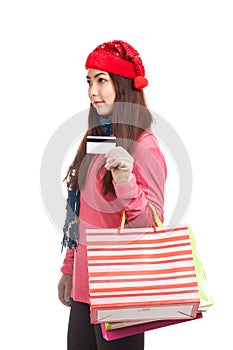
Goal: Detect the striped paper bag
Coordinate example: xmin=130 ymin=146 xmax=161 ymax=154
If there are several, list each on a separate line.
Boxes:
xmin=86 ymin=224 xmax=200 ymax=324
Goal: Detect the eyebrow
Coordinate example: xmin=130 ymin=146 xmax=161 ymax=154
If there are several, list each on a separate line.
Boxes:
xmin=86 ymin=72 xmax=108 ymax=79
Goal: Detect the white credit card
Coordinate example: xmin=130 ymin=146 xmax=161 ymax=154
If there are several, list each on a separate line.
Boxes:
xmin=86 ymin=136 xmax=116 ymax=154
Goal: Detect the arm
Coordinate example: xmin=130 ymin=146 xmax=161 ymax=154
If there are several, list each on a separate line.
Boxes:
xmin=106 ymin=132 xmax=167 ymax=226
xmin=58 ymin=249 xmax=74 ymax=307
xmin=61 ymin=249 xmax=74 ymax=275
xmin=58 ymin=169 xmax=78 ymax=306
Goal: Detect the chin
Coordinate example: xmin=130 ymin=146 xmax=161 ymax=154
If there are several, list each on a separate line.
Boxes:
xmin=96 ymin=107 xmax=113 ymax=116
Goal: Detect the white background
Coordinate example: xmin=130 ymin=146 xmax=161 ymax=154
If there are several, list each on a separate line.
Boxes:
xmin=1 ymin=1 xmax=232 ymax=349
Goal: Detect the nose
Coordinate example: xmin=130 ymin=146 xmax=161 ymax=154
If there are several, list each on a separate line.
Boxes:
xmin=89 ymin=82 xmax=98 ymax=96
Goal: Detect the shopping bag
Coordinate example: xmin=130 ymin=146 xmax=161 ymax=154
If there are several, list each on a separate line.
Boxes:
xmin=148 ymin=204 xmax=213 ymax=313
xmin=101 ymin=312 xmax=203 ymax=341
xmin=188 ymin=226 xmax=213 ymax=312
xmin=100 ymin=208 xmax=213 ymax=333
xmin=86 ymin=213 xmax=200 ymax=324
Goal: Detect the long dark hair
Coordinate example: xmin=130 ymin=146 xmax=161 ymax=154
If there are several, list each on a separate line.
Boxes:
xmin=65 ymin=73 xmax=154 ymax=194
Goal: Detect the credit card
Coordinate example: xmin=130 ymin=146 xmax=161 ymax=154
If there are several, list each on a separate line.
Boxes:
xmin=86 ymin=136 xmax=116 ymax=154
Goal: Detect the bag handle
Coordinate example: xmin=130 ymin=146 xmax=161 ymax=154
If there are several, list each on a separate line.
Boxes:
xmin=118 ymin=202 xmax=163 ymax=234
xmin=148 ymin=202 xmax=163 ymax=227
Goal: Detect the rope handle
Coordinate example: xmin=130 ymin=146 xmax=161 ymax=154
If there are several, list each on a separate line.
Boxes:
xmin=118 ymin=203 xmax=162 ymax=234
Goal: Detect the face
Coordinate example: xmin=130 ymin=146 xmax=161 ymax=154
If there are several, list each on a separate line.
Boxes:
xmin=86 ymin=69 xmax=116 ymax=116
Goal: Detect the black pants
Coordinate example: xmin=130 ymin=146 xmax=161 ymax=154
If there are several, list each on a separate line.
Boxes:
xmin=68 ymin=300 xmax=144 ymax=350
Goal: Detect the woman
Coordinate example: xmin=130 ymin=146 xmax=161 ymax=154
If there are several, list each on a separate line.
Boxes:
xmin=58 ymin=40 xmax=167 ymax=350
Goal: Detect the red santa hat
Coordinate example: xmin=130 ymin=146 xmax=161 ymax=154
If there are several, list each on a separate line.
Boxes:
xmin=85 ymin=40 xmax=148 ymax=89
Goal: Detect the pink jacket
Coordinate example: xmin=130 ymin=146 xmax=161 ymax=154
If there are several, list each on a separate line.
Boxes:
xmin=61 ymin=130 xmax=167 ymax=303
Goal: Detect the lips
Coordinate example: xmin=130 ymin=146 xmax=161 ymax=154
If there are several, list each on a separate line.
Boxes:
xmin=93 ymin=100 xmax=104 ymax=106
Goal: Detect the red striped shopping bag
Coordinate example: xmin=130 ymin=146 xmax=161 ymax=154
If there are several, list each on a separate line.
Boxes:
xmin=86 ymin=223 xmax=200 ymax=324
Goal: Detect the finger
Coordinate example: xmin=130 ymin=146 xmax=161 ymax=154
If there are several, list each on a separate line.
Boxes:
xmin=58 ymin=289 xmax=68 ymax=306
xmin=58 ymin=284 xmax=64 ymax=303
xmin=63 ymin=300 xmax=71 ymax=307
xmin=59 ymin=292 xmax=71 ymax=307
xmin=106 ymin=155 xmax=133 ymax=163
xmin=105 ymin=146 xmax=125 ymax=158
xmin=58 ymin=284 xmax=70 ymax=307
xmin=61 ymin=299 xmax=71 ymax=307
xmin=64 ymin=285 xmax=72 ymax=303
xmin=106 ymin=159 xmax=127 ymax=170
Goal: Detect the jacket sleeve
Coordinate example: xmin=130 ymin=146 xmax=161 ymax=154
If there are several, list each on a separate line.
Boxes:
xmin=113 ymin=132 xmax=167 ymax=226
xmin=61 ymin=249 xmax=74 ymax=275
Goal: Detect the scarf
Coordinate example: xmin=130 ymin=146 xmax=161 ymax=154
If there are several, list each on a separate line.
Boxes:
xmin=61 ymin=117 xmax=112 ymax=252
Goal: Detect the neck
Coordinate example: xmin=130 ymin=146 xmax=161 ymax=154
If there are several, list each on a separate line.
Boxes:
xmin=99 ymin=116 xmax=112 ymax=136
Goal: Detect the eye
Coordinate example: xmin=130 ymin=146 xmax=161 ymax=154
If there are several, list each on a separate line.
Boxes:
xmin=98 ymin=77 xmax=107 ymax=84
xmin=87 ymin=79 xmax=92 ymax=86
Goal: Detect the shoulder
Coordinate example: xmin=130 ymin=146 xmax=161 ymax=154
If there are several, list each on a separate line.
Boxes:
xmin=134 ymin=129 xmax=167 ymax=172
xmin=136 ymin=129 xmax=160 ymax=151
